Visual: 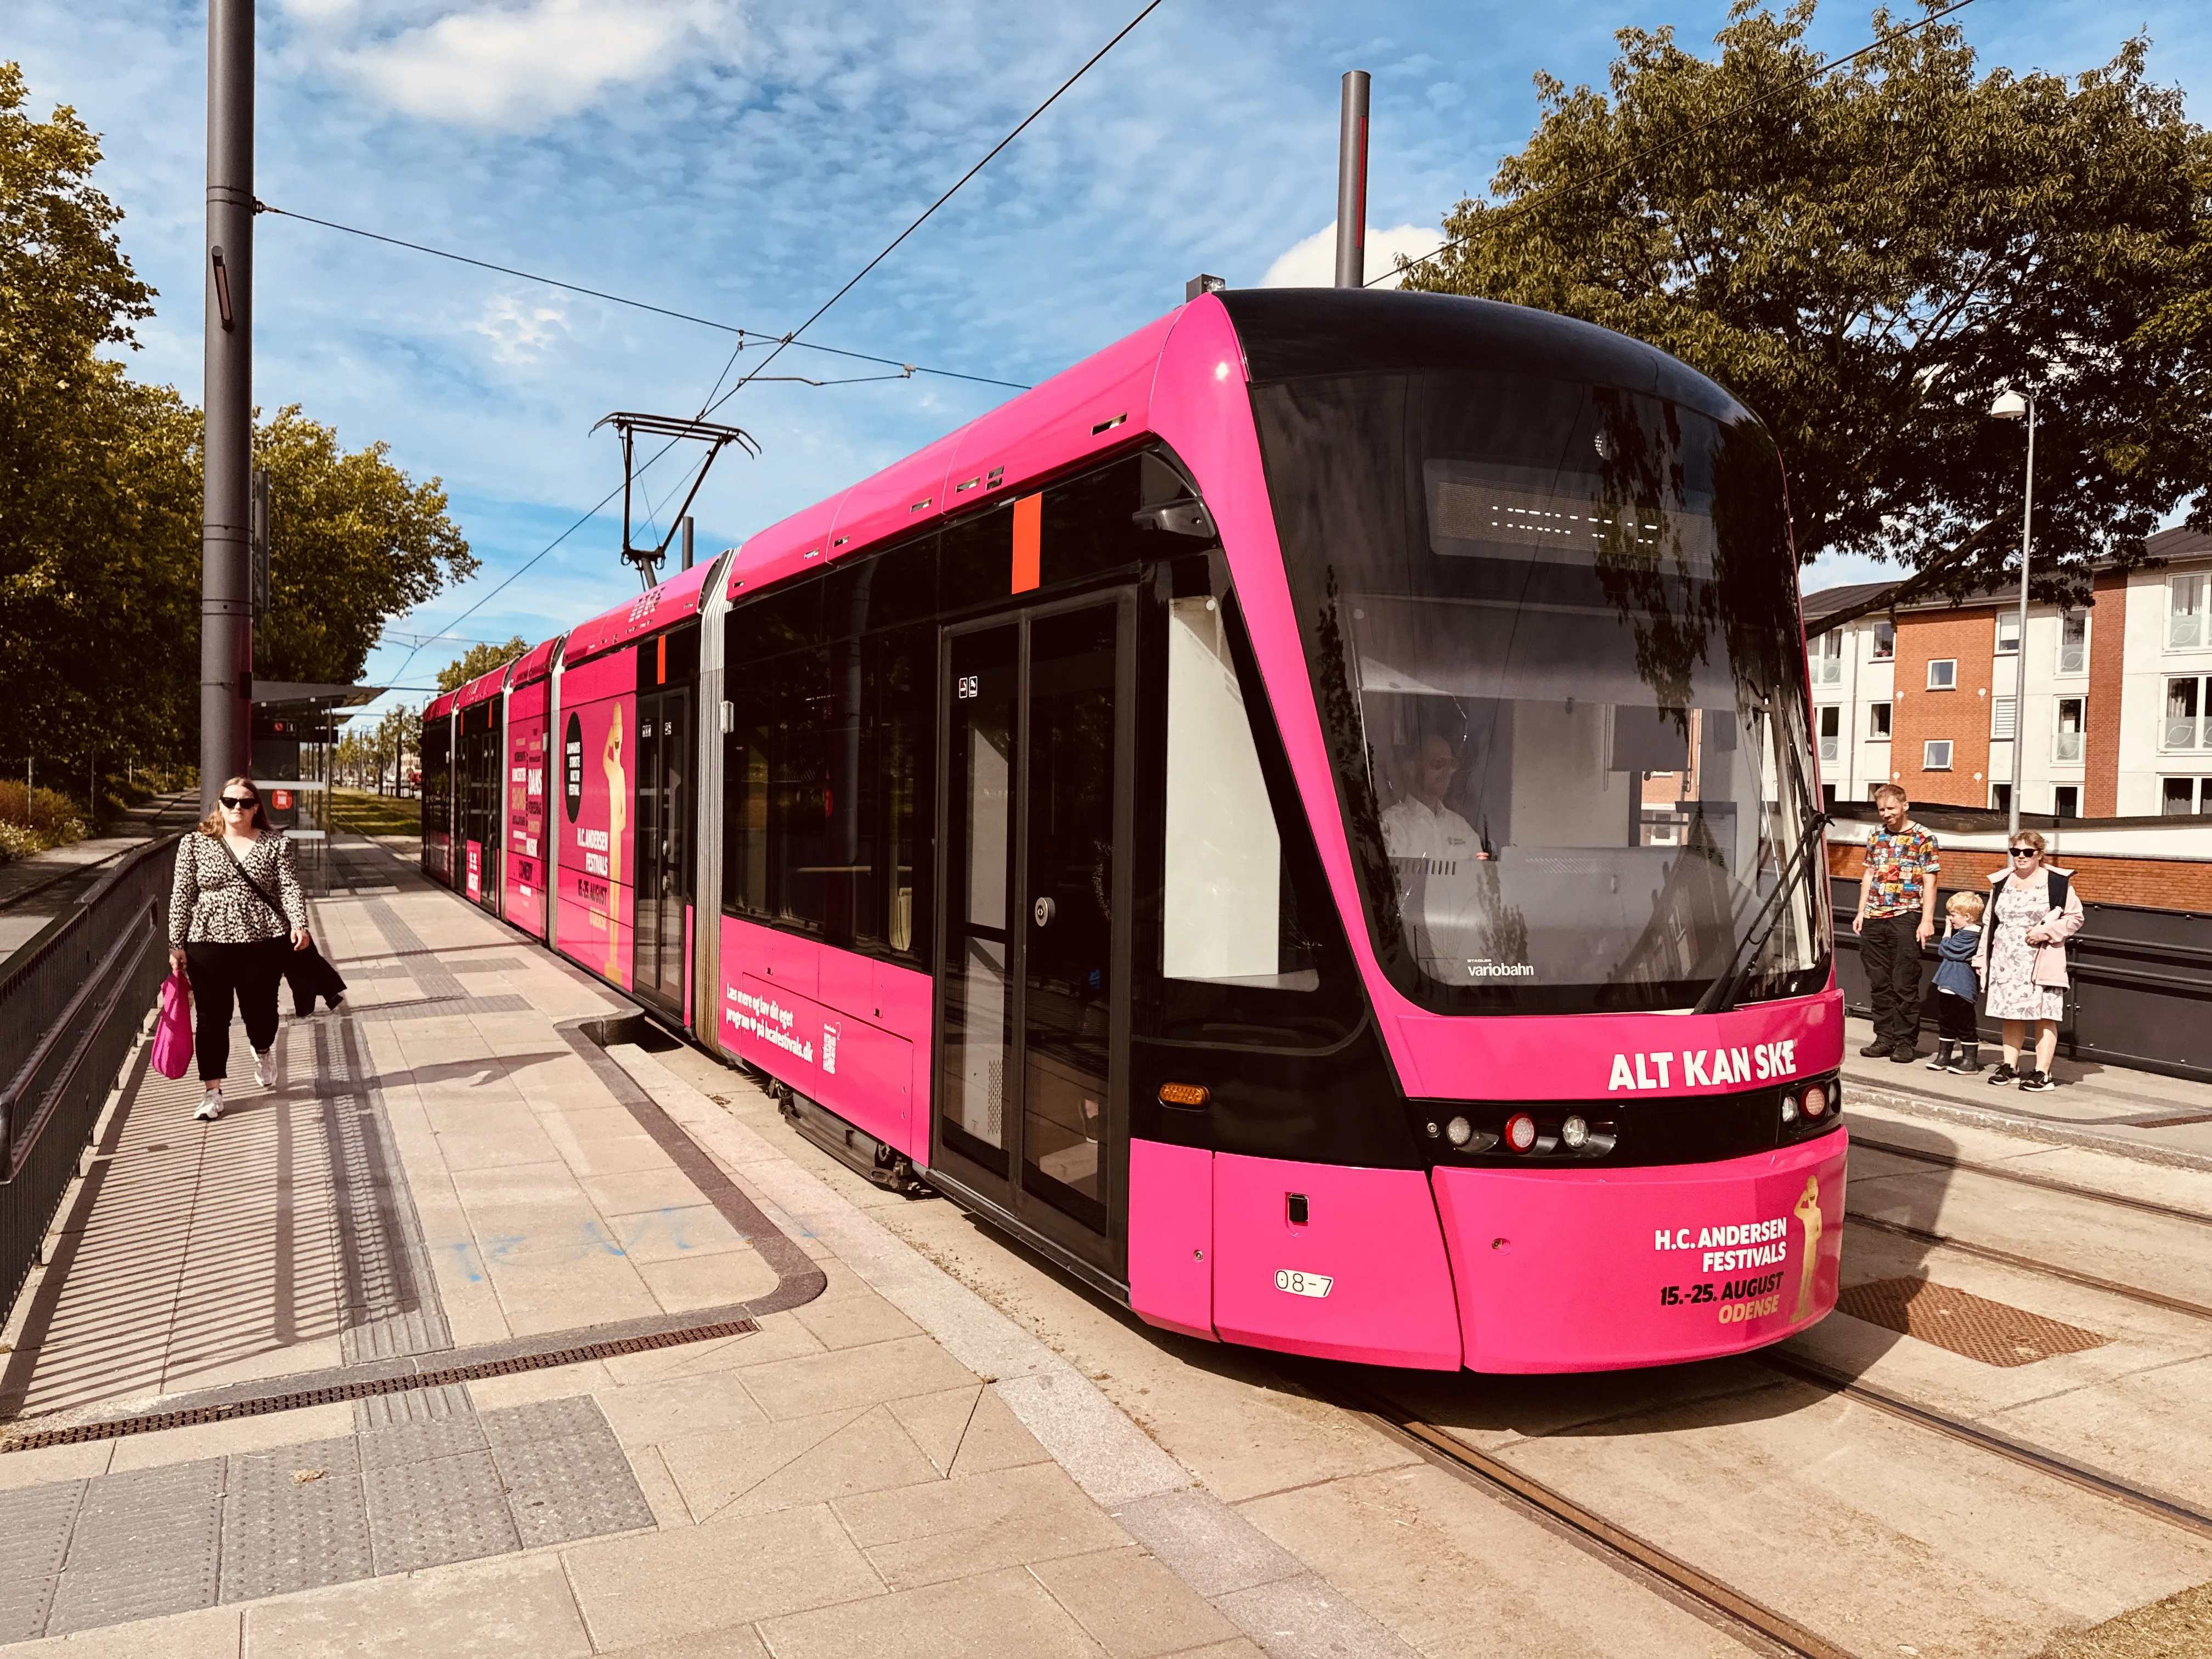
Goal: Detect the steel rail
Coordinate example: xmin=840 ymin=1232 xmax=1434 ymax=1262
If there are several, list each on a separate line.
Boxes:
xmin=1757 ymin=1351 xmax=2212 ymax=1543
xmin=1314 ymin=1376 xmax=1857 ymax=1659
xmin=1842 ymin=1210 xmax=2212 ymax=1322
xmin=1852 ymin=1135 xmax=2212 ymax=1227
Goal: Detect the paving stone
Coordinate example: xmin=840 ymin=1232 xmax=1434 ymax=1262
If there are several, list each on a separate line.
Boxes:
xmin=0 ymin=1476 xmax=86 ymax=1577
xmin=354 ymin=1412 xmax=489 ymax=1469
xmin=221 ymin=1437 xmax=374 ymax=1603
xmin=364 ymin=1449 xmax=520 ymax=1573
xmin=0 ymin=1573 xmax=58 ymax=1645
xmin=480 ymin=1392 xmax=609 ymax=1446
xmin=46 ymin=1466 xmax=224 ymax=1635
xmin=487 ymin=1402 xmax=656 ymax=1547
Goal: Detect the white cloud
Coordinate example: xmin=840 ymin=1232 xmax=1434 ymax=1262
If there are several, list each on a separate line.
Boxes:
xmin=1260 ymin=221 xmax=1445 ymax=290
xmin=338 ymin=0 xmax=742 ymax=129
xmin=472 ymin=291 xmax=569 ymax=364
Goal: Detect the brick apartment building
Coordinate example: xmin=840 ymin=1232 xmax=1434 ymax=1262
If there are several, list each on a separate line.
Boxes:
xmin=1802 ymin=525 xmax=2212 ymax=819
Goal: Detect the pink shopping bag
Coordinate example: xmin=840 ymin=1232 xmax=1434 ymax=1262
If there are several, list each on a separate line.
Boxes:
xmin=152 ymin=970 xmax=194 ymax=1080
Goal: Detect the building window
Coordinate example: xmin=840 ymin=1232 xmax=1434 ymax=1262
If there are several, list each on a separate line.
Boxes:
xmin=1813 ymin=630 xmax=1842 ymax=685
xmin=1990 ymin=782 xmax=2012 ymax=814
xmin=2172 ymin=574 xmax=2207 ymax=651
xmin=2058 ymin=613 xmax=2087 ymax=675
xmin=2053 ymin=785 xmax=2078 ymax=820
xmin=1871 ymin=620 xmax=1895 ymax=661
xmin=1868 ymin=702 xmax=1892 ymax=740
xmin=2166 ymin=676 xmax=2206 ymax=749
xmin=1924 ymin=740 xmax=1953 ymax=771
xmin=1817 ymin=705 xmax=1839 ymax=763
xmin=2054 ymin=697 xmax=2084 ymax=762
xmin=1991 ymin=695 xmax=2017 ymax=741
xmin=1995 ymin=611 xmax=2021 ymax=655
xmin=1927 ymin=659 xmax=1957 ymax=690
xmin=2163 ymin=777 xmax=2212 ymax=816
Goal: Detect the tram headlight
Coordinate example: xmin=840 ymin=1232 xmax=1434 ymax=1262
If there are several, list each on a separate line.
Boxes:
xmin=1780 ymin=1094 xmax=1799 ymax=1124
xmin=1803 ymin=1084 xmax=1828 ymax=1119
xmin=1560 ymin=1115 xmax=1589 ymax=1149
xmin=1446 ymin=1115 xmax=1474 ymax=1148
xmin=1504 ymin=1113 xmax=1537 ymax=1153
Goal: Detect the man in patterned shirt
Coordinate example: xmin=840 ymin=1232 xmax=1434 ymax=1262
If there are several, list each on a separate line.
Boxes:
xmin=1853 ymin=784 xmax=1940 ymax=1062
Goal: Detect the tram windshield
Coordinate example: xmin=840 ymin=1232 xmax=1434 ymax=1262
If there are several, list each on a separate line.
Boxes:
xmin=1251 ymin=368 xmax=1827 ymax=1016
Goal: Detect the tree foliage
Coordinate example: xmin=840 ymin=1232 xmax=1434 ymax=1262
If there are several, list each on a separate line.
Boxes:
xmin=0 ymin=63 xmax=475 ymax=783
xmin=435 ymin=634 xmax=528 ymax=694
xmin=1402 ymin=3 xmax=2212 ymax=600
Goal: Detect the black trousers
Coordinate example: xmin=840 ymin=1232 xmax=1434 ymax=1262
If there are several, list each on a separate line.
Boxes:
xmin=185 ymin=939 xmax=289 ymax=1082
xmin=1861 ymin=913 xmax=1926 ymax=1048
xmin=1936 ymin=990 xmax=1977 ymax=1043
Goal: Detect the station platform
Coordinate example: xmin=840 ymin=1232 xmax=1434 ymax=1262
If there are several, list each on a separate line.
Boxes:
xmin=1839 ymin=1016 xmax=2212 ymax=1171
xmin=0 ymin=837 xmax=1385 ymax=1657
xmin=5 ymin=837 xmax=2209 ymax=1657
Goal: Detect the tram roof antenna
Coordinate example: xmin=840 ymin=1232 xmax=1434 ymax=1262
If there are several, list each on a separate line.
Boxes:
xmin=590 ymin=411 xmax=760 ymax=586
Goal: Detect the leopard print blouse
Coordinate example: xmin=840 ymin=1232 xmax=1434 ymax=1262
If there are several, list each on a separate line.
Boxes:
xmin=168 ymin=832 xmax=308 ymax=946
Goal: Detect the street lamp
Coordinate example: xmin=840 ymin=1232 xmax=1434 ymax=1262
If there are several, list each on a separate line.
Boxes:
xmin=1990 ymin=387 xmax=2035 ymax=838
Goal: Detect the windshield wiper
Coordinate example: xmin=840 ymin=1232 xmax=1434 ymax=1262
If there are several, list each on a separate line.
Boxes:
xmin=1691 ymin=810 xmax=1831 ymax=1017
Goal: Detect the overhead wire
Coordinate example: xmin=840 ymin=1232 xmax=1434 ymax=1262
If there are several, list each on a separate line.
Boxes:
xmin=1376 ymin=0 xmax=1979 ymax=287
xmin=377 ymin=0 xmax=1167 ymax=697
xmin=255 ymin=204 xmax=1030 ymax=391
xmin=699 ymin=0 xmax=1167 ymax=417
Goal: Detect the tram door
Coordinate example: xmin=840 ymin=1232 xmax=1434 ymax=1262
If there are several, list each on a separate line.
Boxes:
xmin=459 ymin=703 xmax=501 ymax=909
xmin=633 ymin=685 xmax=691 ymax=1013
xmin=934 ymin=595 xmax=1133 ymax=1277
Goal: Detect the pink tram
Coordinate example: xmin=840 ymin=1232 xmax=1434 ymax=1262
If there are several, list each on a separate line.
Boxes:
xmin=419 ymin=289 xmax=1846 ymax=1373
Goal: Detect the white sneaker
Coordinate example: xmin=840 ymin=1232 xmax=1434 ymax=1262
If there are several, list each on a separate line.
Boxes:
xmin=195 ymin=1091 xmax=224 ymax=1121
xmin=253 ymin=1048 xmax=282 ymax=1092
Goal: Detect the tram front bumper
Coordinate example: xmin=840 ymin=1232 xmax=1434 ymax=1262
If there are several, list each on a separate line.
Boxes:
xmin=1431 ymin=1129 xmax=1848 ymax=1374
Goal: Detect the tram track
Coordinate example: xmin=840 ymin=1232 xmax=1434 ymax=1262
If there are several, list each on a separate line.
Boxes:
xmin=1839 ymin=1208 xmax=2212 ymax=1323
xmin=1314 ymin=1353 xmax=2212 ymax=1659
xmin=1850 ymin=1133 xmax=2212 ymax=1229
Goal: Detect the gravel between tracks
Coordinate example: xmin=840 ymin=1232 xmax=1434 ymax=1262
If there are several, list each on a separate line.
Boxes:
xmin=2040 ymin=1578 xmax=2212 ymax=1658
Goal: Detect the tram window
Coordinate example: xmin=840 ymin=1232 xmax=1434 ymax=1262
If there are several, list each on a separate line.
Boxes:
xmin=941 ymin=506 xmax=1014 ymax=613
xmin=1041 ymin=456 xmax=1157 ymax=589
xmin=1163 ymin=596 xmax=1313 ymax=991
xmin=725 ymin=679 xmax=772 ymax=917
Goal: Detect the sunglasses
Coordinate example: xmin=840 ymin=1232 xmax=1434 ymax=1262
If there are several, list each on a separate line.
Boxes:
xmin=2009 ymin=848 xmax=2038 ymax=858
xmin=220 ymin=796 xmax=258 ymax=810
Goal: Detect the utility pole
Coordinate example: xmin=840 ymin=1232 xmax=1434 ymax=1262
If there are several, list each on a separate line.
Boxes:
xmin=1334 ymin=70 xmax=1370 ymax=289
xmin=202 ymin=0 xmax=255 ymax=812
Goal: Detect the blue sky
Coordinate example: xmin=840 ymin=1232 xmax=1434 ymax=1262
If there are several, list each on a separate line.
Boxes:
xmin=12 ymin=0 xmax=2208 ymax=710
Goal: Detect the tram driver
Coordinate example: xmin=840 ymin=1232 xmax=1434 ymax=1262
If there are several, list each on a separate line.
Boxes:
xmin=1381 ymin=731 xmax=1487 ymax=866
xmin=1382 ymin=726 xmax=1502 ymax=978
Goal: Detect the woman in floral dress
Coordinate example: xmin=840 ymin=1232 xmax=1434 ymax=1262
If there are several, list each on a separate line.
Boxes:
xmin=1972 ymin=831 xmax=2084 ymax=1093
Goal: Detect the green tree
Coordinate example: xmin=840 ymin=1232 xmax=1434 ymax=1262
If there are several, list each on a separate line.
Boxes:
xmin=257 ymin=407 xmax=477 ymax=686
xmin=435 ymin=634 xmax=528 ymax=694
xmin=1 ymin=62 xmax=479 ymax=788
xmin=1403 ymin=4 xmax=2212 ymax=609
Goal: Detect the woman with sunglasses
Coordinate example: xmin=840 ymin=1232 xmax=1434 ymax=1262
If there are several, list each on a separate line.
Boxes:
xmin=1971 ymin=830 xmax=2083 ymax=1091
xmin=167 ymin=777 xmax=312 ymax=1121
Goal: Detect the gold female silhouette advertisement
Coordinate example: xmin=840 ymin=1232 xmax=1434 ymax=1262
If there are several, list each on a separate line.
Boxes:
xmin=602 ymin=703 xmax=628 ymax=981
xmin=1793 ymin=1174 xmax=1824 ymax=1320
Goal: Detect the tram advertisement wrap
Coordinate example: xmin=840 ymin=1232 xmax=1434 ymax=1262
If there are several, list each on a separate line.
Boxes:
xmin=504 ymin=681 xmax=550 ymax=939
xmin=1432 ymin=1133 xmax=1848 ymax=1372
xmin=554 ymin=652 xmax=635 ymax=990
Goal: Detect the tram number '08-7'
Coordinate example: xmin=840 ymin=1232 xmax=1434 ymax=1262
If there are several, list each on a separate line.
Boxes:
xmin=1658 ymin=1284 xmax=1718 ymax=1306
xmin=1275 ymin=1269 xmax=1334 ymax=1299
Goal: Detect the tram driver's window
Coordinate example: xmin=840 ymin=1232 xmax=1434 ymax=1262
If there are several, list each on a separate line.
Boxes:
xmin=1161 ymin=596 xmax=1316 ymax=990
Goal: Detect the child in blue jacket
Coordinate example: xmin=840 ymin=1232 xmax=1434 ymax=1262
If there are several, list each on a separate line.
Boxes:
xmin=1928 ymin=890 xmax=1984 ymax=1074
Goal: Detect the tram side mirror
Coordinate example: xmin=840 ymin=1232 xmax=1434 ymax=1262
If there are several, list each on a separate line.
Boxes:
xmin=1133 ymin=500 xmax=1215 ymax=539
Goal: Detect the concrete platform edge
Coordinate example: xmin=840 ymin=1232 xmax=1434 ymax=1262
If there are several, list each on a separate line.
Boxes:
xmin=1846 ymin=1079 xmax=2212 ymax=1174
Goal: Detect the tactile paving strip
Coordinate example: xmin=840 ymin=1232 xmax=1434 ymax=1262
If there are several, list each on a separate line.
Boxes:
xmin=0 ymin=1395 xmax=653 ymax=1645
xmin=1837 ymin=1277 xmax=2108 ymax=1367
xmin=0 ymin=1317 xmax=756 ymax=1452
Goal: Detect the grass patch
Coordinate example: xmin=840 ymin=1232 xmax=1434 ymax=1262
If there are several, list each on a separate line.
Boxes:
xmin=332 ymin=787 xmax=421 ymax=838
xmin=2041 ymin=1579 xmax=2212 ymax=1658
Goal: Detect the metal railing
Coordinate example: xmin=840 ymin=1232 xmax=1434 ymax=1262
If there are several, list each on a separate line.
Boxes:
xmin=0 ymin=835 xmax=177 ymax=1321
xmin=1831 ymin=876 xmax=2212 ymax=1082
